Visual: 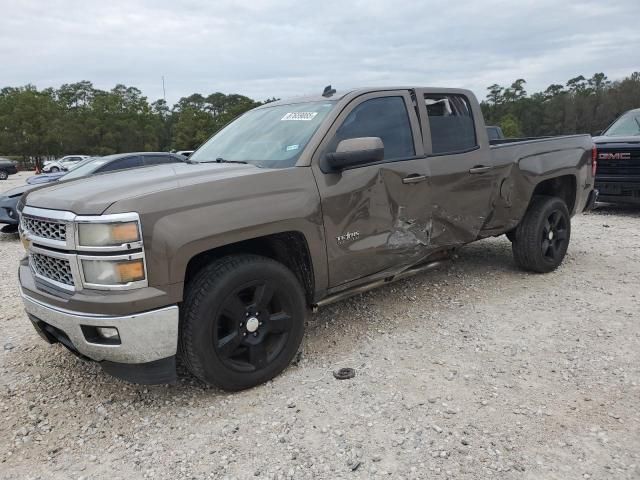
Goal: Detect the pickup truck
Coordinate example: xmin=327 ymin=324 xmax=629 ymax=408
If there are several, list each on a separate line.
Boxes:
xmin=17 ymin=87 xmax=597 ymax=390
xmin=593 ymin=108 xmax=640 ymax=204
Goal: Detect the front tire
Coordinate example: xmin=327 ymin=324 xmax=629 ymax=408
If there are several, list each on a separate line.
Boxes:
xmin=50 ymin=166 xmax=60 ymax=172
xmin=0 ymin=170 xmax=8 ymax=180
xmin=512 ymin=196 xmax=571 ymax=273
xmin=179 ymin=254 xmax=306 ymax=390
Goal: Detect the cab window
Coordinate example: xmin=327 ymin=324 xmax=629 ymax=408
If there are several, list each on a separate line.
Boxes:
xmin=329 ymin=96 xmax=415 ymax=161
xmin=424 ymin=94 xmax=477 ymax=155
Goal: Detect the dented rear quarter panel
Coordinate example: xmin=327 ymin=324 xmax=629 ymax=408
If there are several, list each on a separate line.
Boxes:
xmin=485 ymin=135 xmax=594 ymax=234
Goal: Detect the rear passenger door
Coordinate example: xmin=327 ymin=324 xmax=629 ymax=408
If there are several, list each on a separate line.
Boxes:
xmin=416 ymin=90 xmax=496 ymax=245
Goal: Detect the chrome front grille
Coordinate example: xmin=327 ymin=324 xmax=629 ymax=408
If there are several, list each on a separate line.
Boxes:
xmin=30 ymin=252 xmax=74 ymax=287
xmin=22 ymin=216 xmax=67 ymax=242
xmin=21 ymin=206 xmax=147 ymax=292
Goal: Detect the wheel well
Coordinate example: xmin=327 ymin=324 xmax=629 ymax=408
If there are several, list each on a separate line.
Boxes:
xmin=531 ymin=175 xmax=576 ymax=213
xmin=184 ymin=232 xmax=315 ymax=305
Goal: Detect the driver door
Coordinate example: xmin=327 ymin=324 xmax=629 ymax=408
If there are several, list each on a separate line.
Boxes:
xmin=311 ymin=91 xmax=433 ymax=288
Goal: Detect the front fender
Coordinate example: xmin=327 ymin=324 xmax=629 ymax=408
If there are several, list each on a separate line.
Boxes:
xmin=106 ymin=167 xmax=327 ymax=298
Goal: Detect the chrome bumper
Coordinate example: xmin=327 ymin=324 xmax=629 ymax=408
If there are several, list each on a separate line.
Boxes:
xmin=22 ymin=293 xmax=179 ymax=364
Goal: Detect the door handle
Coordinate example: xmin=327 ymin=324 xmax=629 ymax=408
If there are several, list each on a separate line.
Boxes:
xmin=402 ymin=174 xmax=428 ymax=184
xmin=469 ymin=166 xmax=492 ymax=174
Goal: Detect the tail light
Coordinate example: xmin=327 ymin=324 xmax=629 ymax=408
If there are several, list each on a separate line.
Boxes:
xmin=591 ymin=145 xmax=597 ymax=177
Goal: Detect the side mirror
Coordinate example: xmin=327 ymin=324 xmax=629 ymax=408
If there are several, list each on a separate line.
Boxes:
xmin=323 ymin=137 xmax=384 ymax=172
xmin=592 ymin=130 xmax=602 ymax=137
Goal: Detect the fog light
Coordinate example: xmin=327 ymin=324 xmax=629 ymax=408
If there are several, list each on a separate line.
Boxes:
xmin=96 ymin=327 xmax=120 ymax=340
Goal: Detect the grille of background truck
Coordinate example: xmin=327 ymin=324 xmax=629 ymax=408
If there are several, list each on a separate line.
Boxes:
xmin=22 ymin=216 xmax=67 ymax=242
xmin=596 ymin=150 xmax=640 ymax=177
xmin=30 ymin=252 xmax=74 ymax=286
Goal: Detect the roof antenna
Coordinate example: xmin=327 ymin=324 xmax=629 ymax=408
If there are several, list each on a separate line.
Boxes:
xmin=322 ymin=85 xmax=336 ymax=97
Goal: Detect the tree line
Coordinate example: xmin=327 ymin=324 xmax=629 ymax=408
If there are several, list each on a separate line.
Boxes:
xmin=0 ymin=81 xmax=272 ymax=164
xmin=1 ymin=72 xmax=639 ymax=165
xmin=481 ymin=72 xmax=640 ymax=137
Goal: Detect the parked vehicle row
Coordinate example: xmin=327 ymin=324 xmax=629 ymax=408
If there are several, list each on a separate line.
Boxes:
xmin=0 ymin=152 xmax=186 ymax=232
xmin=42 ymin=155 xmax=90 ymax=173
xmin=15 ymin=86 xmax=597 ymax=390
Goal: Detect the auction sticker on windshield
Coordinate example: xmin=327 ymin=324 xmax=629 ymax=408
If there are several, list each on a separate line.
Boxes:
xmin=281 ymin=112 xmax=318 ymax=121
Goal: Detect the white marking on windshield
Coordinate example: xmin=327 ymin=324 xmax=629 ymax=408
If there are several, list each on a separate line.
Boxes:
xmin=281 ymin=112 xmax=318 ymax=121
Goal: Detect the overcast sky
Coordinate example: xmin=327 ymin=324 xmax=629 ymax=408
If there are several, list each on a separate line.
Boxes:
xmin=2 ymin=0 xmax=639 ymax=104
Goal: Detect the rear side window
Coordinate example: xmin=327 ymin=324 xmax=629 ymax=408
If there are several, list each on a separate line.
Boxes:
xmin=98 ymin=156 xmax=143 ymax=173
xmin=330 ymin=96 xmax=415 ymax=161
xmin=425 ymin=94 xmax=477 ymax=155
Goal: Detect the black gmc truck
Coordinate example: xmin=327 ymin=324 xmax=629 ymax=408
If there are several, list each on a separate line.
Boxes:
xmin=593 ymin=108 xmax=640 ymax=204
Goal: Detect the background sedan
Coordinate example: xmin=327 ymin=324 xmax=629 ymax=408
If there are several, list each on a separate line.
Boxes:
xmin=0 ymin=152 xmax=186 ymax=232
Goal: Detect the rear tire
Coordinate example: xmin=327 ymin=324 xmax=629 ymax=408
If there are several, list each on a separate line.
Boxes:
xmin=179 ymin=254 xmax=306 ymax=390
xmin=512 ymin=196 xmax=571 ymax=273
xmin=0 ymin=170 xmax=8 ymax=180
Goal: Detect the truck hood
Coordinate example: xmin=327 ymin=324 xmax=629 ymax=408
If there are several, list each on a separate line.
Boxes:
xmin=24 ymin=162 xmax=261 ymax=215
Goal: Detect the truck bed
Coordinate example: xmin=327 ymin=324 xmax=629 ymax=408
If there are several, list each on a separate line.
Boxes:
xmin=480 ymin=134 xmax=595 ymax=236
xmin=490 ymin=135 xmax=593 ymax=176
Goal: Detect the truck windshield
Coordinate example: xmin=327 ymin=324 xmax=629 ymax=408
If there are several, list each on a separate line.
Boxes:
xmin=190 ymin=101 xmax=335 ymax=168
xmin=603 ymin=112 xmax=640 ymax=137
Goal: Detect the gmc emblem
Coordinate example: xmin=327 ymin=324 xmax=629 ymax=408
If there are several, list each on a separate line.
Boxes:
xmin=598 ymin=152 xmax=631 ymax=160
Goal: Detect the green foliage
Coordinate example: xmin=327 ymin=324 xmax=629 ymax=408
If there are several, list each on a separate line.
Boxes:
xmin=481 ymin=72 xmax=640 ymax=137
xmin=0 ymin=82 xmax=264 ymax=158
xmin=2 ymin=73 xmax=639 ymax=158
xmin=499 ymin=114 xmax=522 ymax=138
xmin=168 ymin=93 xmax=260 ymax=150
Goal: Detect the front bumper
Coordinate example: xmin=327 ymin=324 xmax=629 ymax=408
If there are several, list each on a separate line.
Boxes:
xmin=22 ymin=293 xmax=179 ymax=383
xmin=595 ymin=180 xmax=640 ymax=204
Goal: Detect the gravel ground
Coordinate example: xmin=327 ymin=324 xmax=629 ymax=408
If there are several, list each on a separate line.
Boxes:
xmin=1 ymin=172 xmax=639 ymax=479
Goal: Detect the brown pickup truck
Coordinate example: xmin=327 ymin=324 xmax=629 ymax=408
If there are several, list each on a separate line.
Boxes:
xmin=17 ymin=87 xmax=597 ymax=389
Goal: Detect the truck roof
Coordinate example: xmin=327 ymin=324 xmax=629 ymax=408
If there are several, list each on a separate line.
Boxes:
xmin=259 ymin=86 xmax=475 ymax=108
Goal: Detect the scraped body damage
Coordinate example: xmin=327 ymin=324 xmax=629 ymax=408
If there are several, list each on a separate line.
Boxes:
xmin=426 ymin=150 xmax=496 ymax=246
xmin=313 ymin=160 xmax=432 ymax=287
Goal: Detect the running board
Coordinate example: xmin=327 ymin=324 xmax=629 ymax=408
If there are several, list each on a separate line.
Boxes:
xmin=311 ymin=260 xmax=448 ymax=312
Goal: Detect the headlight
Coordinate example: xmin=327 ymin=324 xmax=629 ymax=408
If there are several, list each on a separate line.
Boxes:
xmin=82 ymin=258 xmax=145 ymax=285
xmin=78 ymin=221 xmax=140 ymax=246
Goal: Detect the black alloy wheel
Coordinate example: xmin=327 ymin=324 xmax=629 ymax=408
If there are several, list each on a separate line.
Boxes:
xmin=512 ymin=195 xmax=571 ymax=273
xmin=541 ymin=209 xmax=569 ymax=263
xmin=180 ymin=254 xmax=306 ymax=390
xmin=214 ymin=280 xmax=293 ymax=372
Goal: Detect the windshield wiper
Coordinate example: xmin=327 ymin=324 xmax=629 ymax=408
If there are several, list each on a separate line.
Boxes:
xmin=199 ymin=157 xmax=248 ymax=165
